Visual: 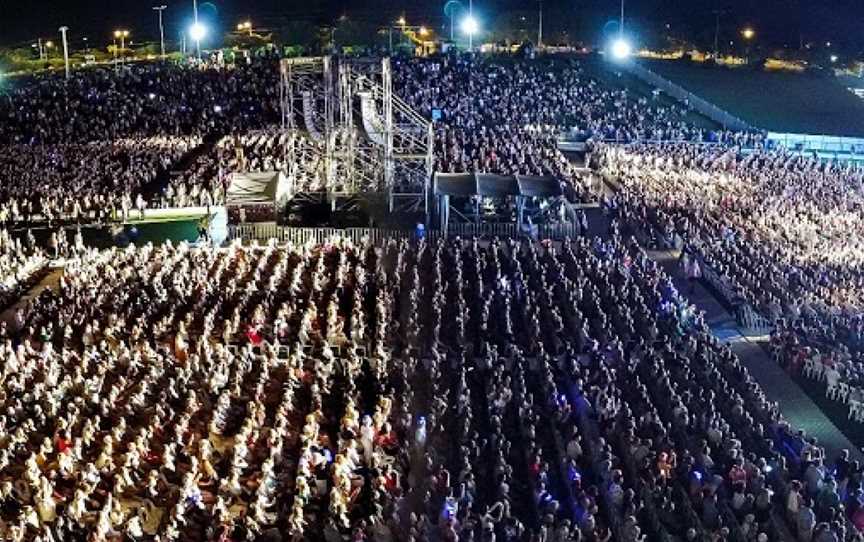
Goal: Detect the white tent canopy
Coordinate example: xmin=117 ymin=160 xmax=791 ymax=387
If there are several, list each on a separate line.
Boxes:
xmin=225 ymin=171 xmax=291 ymax=207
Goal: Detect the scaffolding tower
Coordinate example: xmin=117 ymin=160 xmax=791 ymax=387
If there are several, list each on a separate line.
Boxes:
xmin=279 ymin=57 xmax=334 ymax=199
xmin=279 ymin=56 xmax=433 ymax=216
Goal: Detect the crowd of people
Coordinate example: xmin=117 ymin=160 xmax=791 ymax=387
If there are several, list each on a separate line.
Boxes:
xmin=0 ymin=137 xmax=201 ymax=226
xmin=0 ymin=234 xmax=853 ymax=541
xmin=597 ymin=141 xmax=864 ymax=440
xmin=0 ymin=61 xmax=281 ymax=145
xmin=0 ymin=58 xmax=287 ymax=225
xmin=0 ymin=229 xmax=47 ymax=312
xmin=0 ymin=52 xmax=747 ymax=223
xmin=393 ymin=55 xmax=764 ymax=202
xmin=599 ymin=143 xmax=864 ymax=329
xmin=5 ymin=47 xmax=864 ymax=542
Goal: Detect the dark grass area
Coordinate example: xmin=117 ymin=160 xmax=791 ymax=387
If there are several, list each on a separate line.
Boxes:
xmin=642 ymin=59 xmax=864 ymax=137
xmin=793 ymin=374 xmax=864 ymax=449
xmin=14 ymin=219 xmax=201 ymax=250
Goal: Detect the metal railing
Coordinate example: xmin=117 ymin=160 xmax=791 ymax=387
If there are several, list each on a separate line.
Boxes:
xmin=736 ymin=303 xmax=774 ymax=335
xmin=445 ymin=222 xmax=580 ymax=240
xmin=624 ymin=62 xmax=753 ymax=132
xmin=228 ymin=222 xmax=583 ymax=244
xmin=228 ymin=224 xmax=415 ymax=245
xmin=689 ymin=247 xmax=774 ymax=334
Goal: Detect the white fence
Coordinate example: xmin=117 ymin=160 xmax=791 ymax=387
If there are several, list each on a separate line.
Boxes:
xmin=767 ymin=132 xmax=864 ymax=162
xmin=228 ymin=224 xmax=415 ymax=245
xmin=736 ymin=304 xmax=774 ymax=335
xmin=228 ymin=222 xmax=582 ymax=244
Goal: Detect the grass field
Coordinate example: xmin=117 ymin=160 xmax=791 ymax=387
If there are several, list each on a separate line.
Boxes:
xmin=643 ymin=59 xmax=864 ymax=137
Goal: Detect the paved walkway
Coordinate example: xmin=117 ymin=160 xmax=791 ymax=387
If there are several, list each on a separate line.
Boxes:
xmin=650 ymin=248 xmax=862 ymax=462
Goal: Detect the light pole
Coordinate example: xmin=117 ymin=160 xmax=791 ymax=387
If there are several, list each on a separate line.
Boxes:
xmin=469 ymin=0 xmax=474 ymax=50
xmin=712 ymin=9 xmax=726 ymax=59
xmin=59 ymin=26 xmax=70 ymax=79
xmin=153 ymin=5 xmax=167 ymax=59
xmin=193 ymin=0 xmax=200 ymax=58
xmin=620 ymin=0 xmax=625 ymax=40
xmin=741 ymin=27 xmax=755 ymax=63
xmin=44 ymin=41 xmax=54 ymax=59
xmin=388 ymin=17 xmax=406 ymax=53
xmin=37 ymin=38 xmax=44 ymax=61
xmin=450 ymin=13 xmax=454 ymax=41
xmin=114 ymin=30 xmax=129 ymax=65
xmin=398 ymin=16 xmax=407 ymax=50
xmin=538 ymin=0 xmax=543 ymax=48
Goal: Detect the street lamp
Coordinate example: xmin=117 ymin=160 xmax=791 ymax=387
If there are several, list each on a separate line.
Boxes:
xmin=153 ymin=6 xmax=167 ymax=59
xmin=741 ymin=28 xmax=754 ymax=64
xmin=44 ymin=40 xmax=54 ymax=60
xmin=189 ymin=22 xmax=207 ymax=55
xmin=237 ymin=21 xmax=253 ymax=36
xmin=388 ymin=17 xmax=404 ymax=53
xmin=113 ymin=30 xmax=129 ymax=65
xmin=190 ymin=23 xmax=207 ymax=40
xmin=419 ymin=26 xmax=429 ymax=37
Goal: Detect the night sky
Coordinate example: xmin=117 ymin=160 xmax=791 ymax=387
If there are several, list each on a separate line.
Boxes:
xmin=0 ymin=0 xmax=859 ymax=51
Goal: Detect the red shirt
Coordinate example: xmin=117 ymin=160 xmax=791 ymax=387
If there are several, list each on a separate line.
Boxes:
xmin=56 ymin=438 xmax=71 ymax=454
xmin=246 ymin=326 xmax=262 ymax=345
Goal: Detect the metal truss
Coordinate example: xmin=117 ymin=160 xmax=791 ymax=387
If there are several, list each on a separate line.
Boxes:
xmin=279 ymin=56 xmax=433 ymax=217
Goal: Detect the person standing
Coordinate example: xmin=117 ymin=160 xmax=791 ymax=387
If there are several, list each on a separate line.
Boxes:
xmin=136 ymin=193 xmax=146 ymax=221
xmin=686 ymin=257 xmax=702 ymax=294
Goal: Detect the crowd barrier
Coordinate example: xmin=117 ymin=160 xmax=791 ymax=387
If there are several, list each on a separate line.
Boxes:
xmin=447 ymin=222 xmax=581 ymax=240
xmin=688 ymin=247 xmax=775 ymax=335
xmin=228 ymin=224 xmax=415 ymax=246
xmin=227 ymin=222 xmax=583 ymax=244
xmin=651 ymin=228 xmax=776 ymax=335
xmin=735 ymin=304 xmax=775 ymax=335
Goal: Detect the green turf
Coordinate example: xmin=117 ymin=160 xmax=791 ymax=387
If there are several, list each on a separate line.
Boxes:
xmin=642 ymin=59 xmax=864 ymax=137
xmin=20 ymin=219 xmax=203 ymax=250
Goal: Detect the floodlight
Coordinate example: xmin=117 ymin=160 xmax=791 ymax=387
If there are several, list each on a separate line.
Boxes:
xmin=461 ymin=15 xmax=479 ymax=36
xmin=189 ymin=22 xmax=207 ymax=42
xmin=611 ymin=38 xmax=632 ymax=60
